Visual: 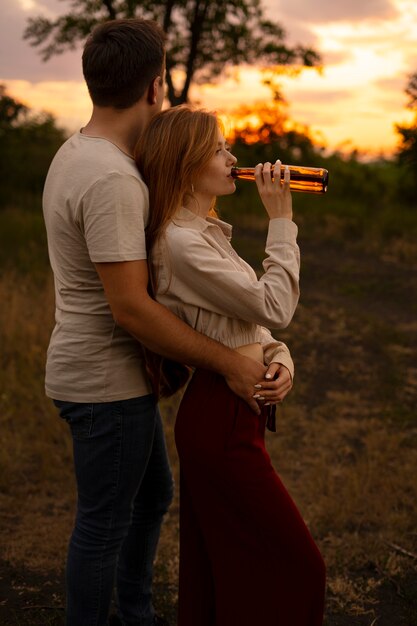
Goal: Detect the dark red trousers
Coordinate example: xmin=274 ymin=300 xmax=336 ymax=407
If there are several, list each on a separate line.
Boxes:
xmin=175 ymin=370 xmax=325 ymax=626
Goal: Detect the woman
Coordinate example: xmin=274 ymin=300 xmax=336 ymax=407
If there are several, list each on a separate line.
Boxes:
xmin=136 ymin=105 xmax=325 ymax=626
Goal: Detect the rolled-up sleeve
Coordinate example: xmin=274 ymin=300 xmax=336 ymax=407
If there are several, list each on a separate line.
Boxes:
xmin=166 ymin=218 xmax=300 ymax=329
xmin=259 ymin=326 xmax=295 ymax=380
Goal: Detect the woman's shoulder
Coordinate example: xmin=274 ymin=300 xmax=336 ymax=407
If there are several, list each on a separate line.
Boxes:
xmin=165 ymin=214 xmax=208 ymax=246
xmin=162 ymin=208 xmax=235 ymax=262
xmin=161 ymin=221 xmax=204 ymax=251
xmin=165 ymin=219 xmax=200 ymax=242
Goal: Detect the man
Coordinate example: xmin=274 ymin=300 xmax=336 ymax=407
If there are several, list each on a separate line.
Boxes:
xmin=43 ymin=18 xmax=293 ymax=626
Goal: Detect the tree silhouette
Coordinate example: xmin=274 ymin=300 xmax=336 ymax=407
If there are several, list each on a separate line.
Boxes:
xmin=24 ymin=0 xmax=321 ymax=106
xmin=0 ymin=85 xmax=66 ymax=209
xmin=0 ymin=84 xmax=28 ymax=131
xmin=396 ymin=72 xmax=417 ymax=197
xmin=404 ymin=72 xmax=417 ymax=109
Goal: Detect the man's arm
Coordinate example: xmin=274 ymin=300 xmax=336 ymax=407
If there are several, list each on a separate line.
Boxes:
xmin=95 ymin=259 xmax=267 ymax=414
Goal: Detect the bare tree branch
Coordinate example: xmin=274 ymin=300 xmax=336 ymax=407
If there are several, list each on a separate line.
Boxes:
xmin=23 ymin=0 xmax=322 ymax=106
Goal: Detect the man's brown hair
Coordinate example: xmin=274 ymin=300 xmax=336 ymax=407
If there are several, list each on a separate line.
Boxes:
xmin=82 ymin=18 xmax=166 ymax=109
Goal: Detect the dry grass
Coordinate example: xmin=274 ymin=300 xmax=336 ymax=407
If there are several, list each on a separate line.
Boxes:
xmin=0 ymin=272 xmax=75 ymax=579
xmin=0 ymin=272 xmax=72 ymax=488
xmin=1 ymin=227 xmax=417 ymax=624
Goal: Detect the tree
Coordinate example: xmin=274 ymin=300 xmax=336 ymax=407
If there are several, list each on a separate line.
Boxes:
xmin=404 ymin=71 xmax=417 ymax=109
xmin=395 ymin=71 xmax=417 ymax=199
xmin=0 ymin=84 xmax=28 ymax=131
xmin=24 ymin=0 xmax=321 ymax=106
xmin=0 ymin=85 xmax=67 ymax=209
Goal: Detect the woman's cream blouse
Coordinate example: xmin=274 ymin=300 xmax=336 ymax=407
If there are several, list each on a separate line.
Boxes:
xmin=151 ymin=207 xmax=300 ymax=379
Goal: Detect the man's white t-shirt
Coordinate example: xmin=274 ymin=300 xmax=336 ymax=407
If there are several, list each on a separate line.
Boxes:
xmin=43 ymin=132 xmax=152 ymax=402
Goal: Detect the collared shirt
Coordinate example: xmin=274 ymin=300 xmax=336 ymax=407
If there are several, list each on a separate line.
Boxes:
xmin=151 ymin=207 xmax=300 ymax=378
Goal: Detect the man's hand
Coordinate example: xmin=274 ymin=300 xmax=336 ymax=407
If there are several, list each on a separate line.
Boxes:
xmin=94 ymin=260 xmax=293 ymax=414
xmin=95 ymin=260 xmax=271 ymax=410
xmin=224 ymin=356 xmax=267 ymax=415
xmin=253 ymin=363 xmax=293 ymax=406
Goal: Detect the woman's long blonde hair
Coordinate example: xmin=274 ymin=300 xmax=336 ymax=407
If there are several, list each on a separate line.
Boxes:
xmin=135 ymin=105 xmax=221 ymax=398
xmin=135 ymin=104 xmax=221 ymax=255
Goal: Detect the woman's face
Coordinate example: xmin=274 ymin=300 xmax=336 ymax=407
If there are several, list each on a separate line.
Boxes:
xmin=194 ymin=130 xmax=237 ymax=200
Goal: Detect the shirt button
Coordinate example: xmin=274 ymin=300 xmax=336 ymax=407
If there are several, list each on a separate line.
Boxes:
xmin=229 ymin=250 xmax=234 ymax=255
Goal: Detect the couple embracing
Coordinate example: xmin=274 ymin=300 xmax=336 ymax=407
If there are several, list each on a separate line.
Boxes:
xmin=43 ymin=17 xmax=325 ymax=626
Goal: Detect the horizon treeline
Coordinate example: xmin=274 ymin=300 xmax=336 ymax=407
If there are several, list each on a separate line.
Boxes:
xmin=1 ymin=83 xmax=416 ymax=264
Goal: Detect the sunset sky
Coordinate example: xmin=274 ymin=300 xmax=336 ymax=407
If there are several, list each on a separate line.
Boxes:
xmin=1 ymin=0 xmax=417 ymax=157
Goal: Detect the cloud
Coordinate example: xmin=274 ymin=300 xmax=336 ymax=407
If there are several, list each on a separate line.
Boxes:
xmin=287 ymin=88 xmax=353 ymax=104
xmin=261 ymin=3 xmax=319 ymax=50
xmin=322 ymin=50 xmax=353 ymax=66
xmin=3 ymin=78 xmax=90 ymax=131
xmin=1 ymin=0 xmax=415 ymax=156
xmin=375 ymin=75 xmax=409 ymax=92
xmin=373 ymin=76 xmax=413 ymax=112
xmin=271 ymin=0 xmax=399 ymax=24
xmin=0 ymin=0 xmax=83 ymax=83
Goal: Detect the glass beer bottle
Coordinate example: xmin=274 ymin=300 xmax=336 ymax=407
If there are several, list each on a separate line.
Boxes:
xmin=231 ymin=164 xmax=329 ymax=194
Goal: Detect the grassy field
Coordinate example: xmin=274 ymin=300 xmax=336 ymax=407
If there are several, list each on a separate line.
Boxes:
xmin=0 ymin=202 xmax=416 ymax=625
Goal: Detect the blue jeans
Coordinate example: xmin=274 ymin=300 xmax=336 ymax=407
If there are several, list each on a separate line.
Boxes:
xmin=54 ymin=395 xmax=174 ymax=626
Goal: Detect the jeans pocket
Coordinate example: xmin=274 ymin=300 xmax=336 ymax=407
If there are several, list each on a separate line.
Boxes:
xmin=53 ymin=400 xmax=94 ymax=440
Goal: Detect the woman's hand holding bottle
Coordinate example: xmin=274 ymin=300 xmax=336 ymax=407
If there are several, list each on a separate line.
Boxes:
xmin=254 ymin=159 xmax=292 ymax=221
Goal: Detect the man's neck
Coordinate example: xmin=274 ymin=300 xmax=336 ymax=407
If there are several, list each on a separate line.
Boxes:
xmin=82 ymin=103 xmax=149 ymax=158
